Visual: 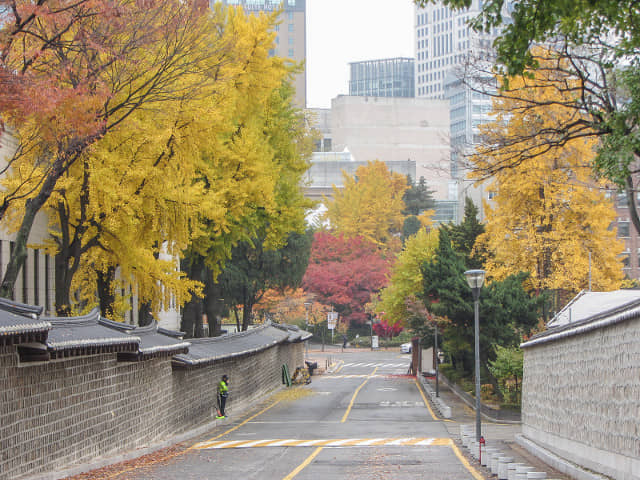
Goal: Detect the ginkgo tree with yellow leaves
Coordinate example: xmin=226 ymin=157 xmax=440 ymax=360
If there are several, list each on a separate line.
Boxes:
xmin=323 ymin=160 xmax=409 ymax=252
xmin=473 ymin=51 xmax=624 ymax=295
xmin=2 ymin=3 xmax=313 ymax=319
xmin=378 ymin=228 xmax=439 ymax=325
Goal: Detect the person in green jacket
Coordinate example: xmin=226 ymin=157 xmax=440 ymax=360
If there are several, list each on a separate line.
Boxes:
xmin=216 ymin=374 xmax=229 ymax=419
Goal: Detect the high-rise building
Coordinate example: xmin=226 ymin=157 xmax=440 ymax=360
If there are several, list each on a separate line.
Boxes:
xmin=349 ymin=58 xmax=415 ymax=98
xmin=212 ymin=0 xmax=306 ymax=107
xmin=415 ymin=1 xmax=499 ymax=100
xmin=415 ymin=1 xmax=505 ymax=221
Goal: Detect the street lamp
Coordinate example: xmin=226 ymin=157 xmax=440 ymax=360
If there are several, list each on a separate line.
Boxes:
xmin=464 ymin=269 xmax=485 ymax=443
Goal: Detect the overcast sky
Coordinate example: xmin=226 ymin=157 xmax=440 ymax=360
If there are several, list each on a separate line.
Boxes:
xmin=306 ymin=0 xmax=416 ymax=109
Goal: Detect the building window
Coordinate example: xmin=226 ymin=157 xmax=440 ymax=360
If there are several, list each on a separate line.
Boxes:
xmin=618 ymin=220 xmax=630 ymax=238
xmin=288 ymin=23 xmax=294 ymax=32
xmin=617 ymin=191 xmax=628 ymax=208
xmin=288 ymin=48 xmax=294 ymax=57
xmin=621 ymin=250 xmax=631 ymax=268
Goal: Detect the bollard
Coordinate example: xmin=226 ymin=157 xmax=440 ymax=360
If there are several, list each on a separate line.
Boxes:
xmin=490 ymin=451 xmax=503 ymax=474
xmin=508 ymin=463 xmax=526 ymax=480
xmin=515 ymin=465 xmax=535 ymax=480
xmin=497 ymin=457 xmax=514 ymax=480
xmin=481 ymin=447 xmax=498 ymax=467
xmin=469 ymin=442 xmax=479 ymax=460
xmin=527 ymin=473 xmax=547 ymax=479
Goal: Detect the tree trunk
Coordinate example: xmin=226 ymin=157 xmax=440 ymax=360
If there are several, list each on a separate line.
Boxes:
xmin=233 ymin=306 xmax=241 ymax=332
xmin=96 ymin=267 xmax=116 ymax=319
xmin=625 ymin=174 xmax=640 ymax=237
xmin=242 ymin=300 xmax=253 ymax=331
xmin=1 ymin=194 xmax=49 ymax=299
xmin=203 ymin=274 xmax=224 ymax=337
xmin=54 ymin=251 xmax=73 ymax=316
xmin=138 ymin=301 xmax=154 ymax=326
xmin=180 ymin=257 xmax=205 ymax=338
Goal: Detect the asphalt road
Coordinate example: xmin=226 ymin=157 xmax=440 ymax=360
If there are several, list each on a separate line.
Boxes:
xmin=104 ymin=349 xmax=484 ymax=480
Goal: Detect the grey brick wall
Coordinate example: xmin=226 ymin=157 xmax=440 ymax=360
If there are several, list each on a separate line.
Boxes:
xmin=522 ymin=317 xmax=640 ymax=480
xmin=0 ymin=341 xmax=304 ymax=480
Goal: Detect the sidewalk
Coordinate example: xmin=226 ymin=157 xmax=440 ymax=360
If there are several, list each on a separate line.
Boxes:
xmin=425 ymin=377 xmax=573 ymax=480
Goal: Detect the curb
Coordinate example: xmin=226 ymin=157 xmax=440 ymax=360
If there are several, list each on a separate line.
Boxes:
xmin=417 ymin=374 xmax=452 ymax=418
xmin=515 ymin=435 xmax=612 ymax=480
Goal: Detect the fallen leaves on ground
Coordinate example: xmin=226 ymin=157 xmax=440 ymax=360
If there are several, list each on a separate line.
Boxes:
xmin=61 ymin=444 xmax=187 ymax=480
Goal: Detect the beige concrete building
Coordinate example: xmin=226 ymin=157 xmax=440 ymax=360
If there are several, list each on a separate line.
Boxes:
xmin=329 ymin=95 xmax=452 ymax=201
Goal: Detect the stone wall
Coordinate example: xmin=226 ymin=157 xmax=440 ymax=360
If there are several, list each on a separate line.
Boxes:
xmin=522 ymin=317 xmax=640 ymax=480
xmin=0 ymin=341 xmax=304 ymax=480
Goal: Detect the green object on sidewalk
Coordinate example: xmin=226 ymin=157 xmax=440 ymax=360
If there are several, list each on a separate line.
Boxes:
xmin=282 ymin=364 xmax=292 ymax=387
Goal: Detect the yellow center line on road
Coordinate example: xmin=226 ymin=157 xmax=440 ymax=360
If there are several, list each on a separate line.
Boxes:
xmin=282 ymin=446 xmax=324 ymax=480
xmin=451 ymin=441 xmax=485 ymax=480
xmin=341 ymin=366 xmax=378 ymax=423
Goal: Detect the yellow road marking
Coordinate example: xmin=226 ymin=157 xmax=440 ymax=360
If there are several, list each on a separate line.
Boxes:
xmin=333 ymin=361 xmax=345 ymax=374
xmin=282 ymin=446 xmax=324 ymax=480
xmin=341 ymin=367 xmax=378 ymax=423
xmin=415 ymin=377 xmax=439 ymax=421
xmin=191 ymin=399 xmax=282 ymax=448
xmin=451 ymin=442 xmax=485 ymax=480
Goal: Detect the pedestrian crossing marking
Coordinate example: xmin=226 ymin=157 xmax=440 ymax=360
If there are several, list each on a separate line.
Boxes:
xmin=193 ymin=437 xmax=453 ymax=450
xmin=342 ymin=362 xmax=408 ymax=368
xmin=317 ymin=374 xmax=409 ymax=379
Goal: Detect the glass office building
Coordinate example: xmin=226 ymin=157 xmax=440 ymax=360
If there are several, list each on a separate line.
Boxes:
xmin=349 ymin=58 xmax=415 ymax=98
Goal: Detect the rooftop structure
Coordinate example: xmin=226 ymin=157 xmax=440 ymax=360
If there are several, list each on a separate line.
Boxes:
xmin=349 ymin=58 xmax=415 ymax=98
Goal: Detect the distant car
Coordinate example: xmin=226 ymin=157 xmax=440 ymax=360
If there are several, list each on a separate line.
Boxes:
xmin=400 ymin=342 xmax=412 ymax=354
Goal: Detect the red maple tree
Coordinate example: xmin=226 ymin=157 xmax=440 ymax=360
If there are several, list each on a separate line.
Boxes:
xmin=373 ymin=318 xmax=403 ymax=339
xmin=302 ymin=232 xmax=390 ymax=325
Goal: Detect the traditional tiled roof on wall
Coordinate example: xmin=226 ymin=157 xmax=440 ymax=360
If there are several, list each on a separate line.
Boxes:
xmin=0 ymin=298 xmax=50 ymax=346
xmin=99 ymin=318 xmax=190 ymax=361
xmin=172 ymin=323 xmax=292 ymax=369
xmin=270 ymin=322 xmax=313 ymax=343
xmin=42 ymin=308 xmax=140 ymax=359
xmin=522 ymin=290 xmax=640 ymax=349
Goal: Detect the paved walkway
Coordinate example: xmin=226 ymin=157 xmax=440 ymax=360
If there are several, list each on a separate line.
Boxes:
xmin=427 ymin=377 xmax=573 ymax=480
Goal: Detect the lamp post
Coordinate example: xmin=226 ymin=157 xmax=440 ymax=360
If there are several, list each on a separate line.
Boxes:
xmin=434 ymin=323 xmax=439 ymax=397
xmin=464 ymin=269 xmax=486 ymax=443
